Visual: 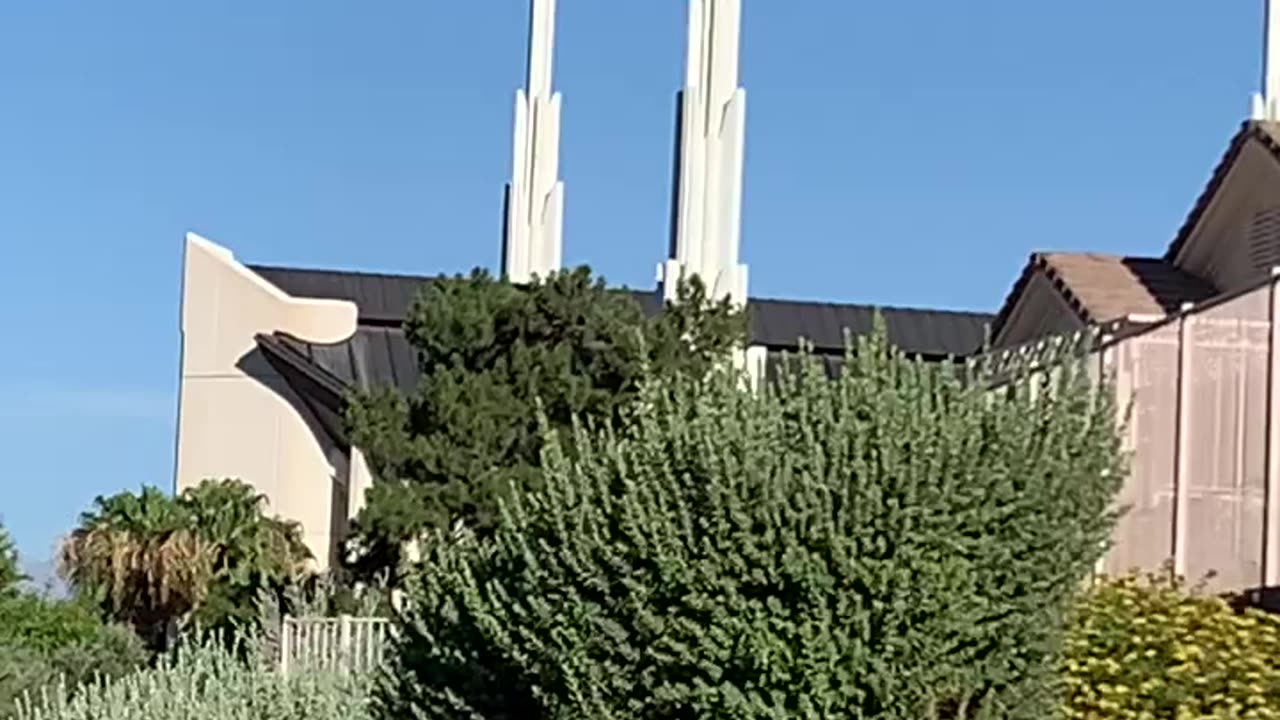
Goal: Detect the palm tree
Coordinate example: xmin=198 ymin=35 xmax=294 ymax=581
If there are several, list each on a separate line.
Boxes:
xmin=179 ymin=479 xmax=311 ymax=583
xmin=58 ymin=487 xmax=215 ymax=650
xmin=58 ymin=480 xmax=314 ymax=649
xmin=178 ymin=480 xmax=311 ymax=632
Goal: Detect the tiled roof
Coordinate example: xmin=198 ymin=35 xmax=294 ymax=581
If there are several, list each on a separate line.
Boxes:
xmin=990 ymin=252 xmax=1217 ymax=340
xmin=1165 ymin=120 xmax=1280 ymax=262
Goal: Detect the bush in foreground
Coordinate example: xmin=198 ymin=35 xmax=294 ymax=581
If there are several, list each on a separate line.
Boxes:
xmin=346 ymin=268 xmax=745 ymax=586
xmin=379 ymin=332 xmax=1126 ymax=719
xmin=0 ymin=524 xmax=147 ymax=718
xmin=0 ymin=605 xmax=146 ymax=718
xmin=14 ymin=634 xmax=371 ymax=720
xmin=1062 ymin=571 xmax=1280 ymax=719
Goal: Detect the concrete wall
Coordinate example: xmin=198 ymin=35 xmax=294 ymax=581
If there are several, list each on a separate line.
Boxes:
xmin=174 ymin=233 xmax=360 ymax=569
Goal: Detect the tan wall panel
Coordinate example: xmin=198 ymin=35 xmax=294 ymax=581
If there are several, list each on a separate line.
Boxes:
xmin=175 ymin=233 xmax=359 ymax=569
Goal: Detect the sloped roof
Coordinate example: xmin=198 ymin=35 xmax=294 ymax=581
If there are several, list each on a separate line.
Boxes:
xmin=248 ymin=265 xmax=994 ymax=413
xmin=990 ymin=252 xmax=1217 ymax=340
xmin=249 ymin=265 xmax=993 ymax=357
xmin=1165 ymin=120 xmax=1280 ymax=262
xmin=747 ymin=297 xmax=991 ymax=355
xmin=249 ymin=265 xmax=665 ymax=326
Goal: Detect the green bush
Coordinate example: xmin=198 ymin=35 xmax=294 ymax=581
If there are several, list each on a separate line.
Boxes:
xmin=1062 ymin=571 xmax=1280 ymax=719
xmin=0 ymin=527 xmax=23 ymax=598
xmin=0 ymin=534 xmax=147 ymax=717
xmin=0 ymin=593 xmax=110 ymax=654
xmin=0 ymin=623 xmax=147 ymax=718
xmin=346 ymin=268 xmax=745 ymax=585
xmin=378 ymin=332 xmax=1126 ymax=719
xmin=14 ymin=634 xmax=371 ymax=720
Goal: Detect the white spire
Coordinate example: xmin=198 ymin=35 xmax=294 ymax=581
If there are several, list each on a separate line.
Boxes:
xmin=502 ymin=0 xmax=564 ymax=284
xmin=660 ymin=0 xmax=749 ymax=305
xmin=1253 ymin=0 xmax=1280 ymax=120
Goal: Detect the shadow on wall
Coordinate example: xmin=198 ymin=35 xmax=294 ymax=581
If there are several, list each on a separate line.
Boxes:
xmin=236 ymin=346 xmax=353 ymax=571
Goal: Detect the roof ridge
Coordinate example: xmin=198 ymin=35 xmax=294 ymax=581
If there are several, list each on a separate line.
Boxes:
xmin=1039 ymin=250 xmax=1130 ymax=260
xmin=1164 ymin=120 xmax=1280 ymax=262
xmin=745 ymin=295 xmax=993 ymax=318
xmin=249 ymin=264 xmax=991 ymax=318
xmin=248 ymin=263 xmax=444 ymax=283
xmin=989 ymin=252 xmax=1218 ymax=345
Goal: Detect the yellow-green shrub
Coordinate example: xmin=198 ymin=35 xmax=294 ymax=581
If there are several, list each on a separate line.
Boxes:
xmin=1062 ymin=571 xmax=1280 ymax=719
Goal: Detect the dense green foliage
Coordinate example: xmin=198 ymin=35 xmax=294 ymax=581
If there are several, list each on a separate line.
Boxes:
xmin=58 ymin=480 xmax=312 ymax=650
xmin=14 ymin=634 xmax=371 ymax=720
xmin=377 ymin=331 xmax=1126 ymax=719
xmin=0 ymin=526 xmax=23 ymax=599
xmin=180 ymin=480 xmax=314 ymax=633
xmin=346 ymin=267 xmax=745 ymax=584
xmin=0 ymin=606 xmax=146 ymax=718
xmin=0 ymin=524 xmax=147 ymax=718
xmin=1062 ymin=571 xmax=1280 ymax=719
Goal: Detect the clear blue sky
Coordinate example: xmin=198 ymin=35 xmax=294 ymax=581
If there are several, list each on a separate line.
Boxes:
xmin=0 ymin=1 xmax=1261 ymax=564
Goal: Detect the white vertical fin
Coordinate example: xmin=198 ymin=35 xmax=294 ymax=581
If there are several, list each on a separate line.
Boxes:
xmin=1255 ymin=0 xmax=1280 ymax=120
xmin=503 ymin=0 xmax=564 ymax=284
xmin=661 ymin=0 xmax=749 ymax=306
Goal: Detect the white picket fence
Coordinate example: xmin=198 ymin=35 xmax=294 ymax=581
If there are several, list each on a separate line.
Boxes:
xmin=278 ymin=615 xmax=392 ymax=675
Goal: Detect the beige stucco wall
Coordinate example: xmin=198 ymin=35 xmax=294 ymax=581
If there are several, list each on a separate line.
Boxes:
xmin=174 ymin=233 xmax=360 ymax=569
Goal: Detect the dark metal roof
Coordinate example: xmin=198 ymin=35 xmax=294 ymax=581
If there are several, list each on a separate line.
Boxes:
xmin=269 ymin=327 xmax=417 ymax=395
xmin=250 ymin=265 xmax=437 ymax=326
xmin=250 ymin=265 xmax=992 ymax=356
xmin=248 ymin=265 xmax=993 ymax=415
xmin=748 ymin=297 xmax=990 ymax=356
xmin=250 ymin=264 xmax=665 ymax=326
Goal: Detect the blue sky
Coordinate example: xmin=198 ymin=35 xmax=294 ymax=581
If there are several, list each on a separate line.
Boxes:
xmin=0 ymin=0 xmax=1262 ymax=563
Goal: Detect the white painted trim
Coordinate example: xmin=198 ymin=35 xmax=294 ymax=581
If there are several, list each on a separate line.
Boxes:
xmin=348 ymin=447 xmax=375 ymax=522
xmin=1123 ymin=313 xmax=1165 ymax=324
xmin=744 ymin=344 xmax=767 ymax=391
xmin=1172 ymin=304 xmax=1194 ymax=576
xmin=1266 ymin=269 xmax=1280 ymax=584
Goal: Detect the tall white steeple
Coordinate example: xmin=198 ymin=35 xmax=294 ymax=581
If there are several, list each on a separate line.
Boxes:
xmin=1253 ymin=0 xmax=1280 ymax=120
xmin=660 ymin=0 xmax=749 ymax=305
xmin=502 ymin=0 xmax=564 ymax=284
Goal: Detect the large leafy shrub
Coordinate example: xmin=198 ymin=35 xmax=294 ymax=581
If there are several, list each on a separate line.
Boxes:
xmin=1062 ymin=570 xmax=1280 ymax=719
xmin=377 ymin=332 xmax=1126 ymax=719
xmin=14 ymin=634 xmax=371 ymax=720
xmin=0 ymin=559 xmax=146 ymax=716
xmin=346 ymin=268 xmax=745 ymax=586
